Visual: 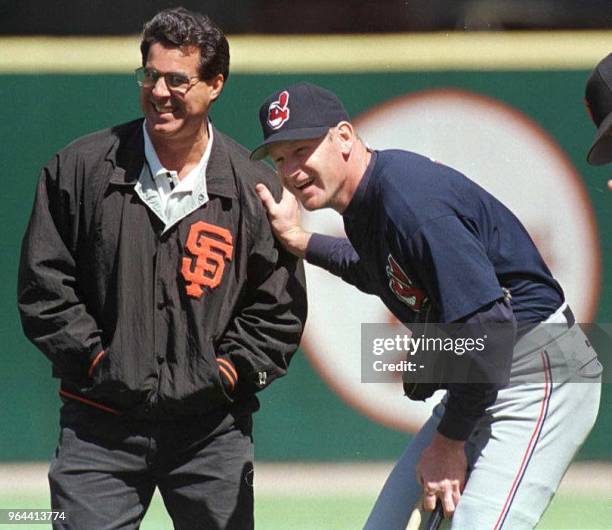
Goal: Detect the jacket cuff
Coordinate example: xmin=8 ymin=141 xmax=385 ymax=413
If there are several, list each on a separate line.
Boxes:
xmin=216 ymin=355 xmax=239 ymax=394
xmin=87 ymin=344 xmax=106 ymax=378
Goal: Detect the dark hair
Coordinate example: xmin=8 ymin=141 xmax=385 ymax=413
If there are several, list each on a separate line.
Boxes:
xmin=140 ymin=7 xmax=229 ymax=82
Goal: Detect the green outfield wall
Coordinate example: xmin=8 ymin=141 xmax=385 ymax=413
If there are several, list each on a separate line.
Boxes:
xmin=1 ymin=33 xmax=610 ymax=461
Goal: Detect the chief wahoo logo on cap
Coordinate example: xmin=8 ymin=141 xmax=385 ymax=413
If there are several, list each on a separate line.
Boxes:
xmin=267 ymin=91 xmax=290 ymax=130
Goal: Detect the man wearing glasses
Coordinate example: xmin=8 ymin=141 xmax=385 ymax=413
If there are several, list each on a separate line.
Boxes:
xmin=18 ymin=7 xmax=306 ymax=529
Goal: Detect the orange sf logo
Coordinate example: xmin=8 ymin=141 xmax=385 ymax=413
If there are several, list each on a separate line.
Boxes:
xmin=181 ymin=221 xmax=234 ymax=298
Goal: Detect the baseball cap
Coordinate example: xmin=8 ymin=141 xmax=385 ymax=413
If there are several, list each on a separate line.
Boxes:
xmin=250 ymin=82 xmax=350 ymax=160
xmin=585 ymin=53 xmax=612 ymax=165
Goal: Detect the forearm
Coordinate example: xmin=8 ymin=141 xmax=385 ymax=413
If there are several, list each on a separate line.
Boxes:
xmin=305 ymin=234 xmax=376 ymax=294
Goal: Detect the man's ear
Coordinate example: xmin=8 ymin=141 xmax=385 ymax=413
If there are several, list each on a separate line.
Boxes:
xmin=208 ymin=74 xmax=225 ymax=102
xmin=336 ymin=121 xmax=356 ymax=155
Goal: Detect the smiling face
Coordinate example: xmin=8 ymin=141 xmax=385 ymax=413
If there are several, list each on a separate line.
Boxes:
xmin=140 ymin=42 xmax=223 ymax=147
xmin=269 ymin=130 xmax=350 ymax=212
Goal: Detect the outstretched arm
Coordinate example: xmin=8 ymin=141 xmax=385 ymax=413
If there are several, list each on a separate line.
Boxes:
xmin=256 ymin=183 xmax=376 ymax=295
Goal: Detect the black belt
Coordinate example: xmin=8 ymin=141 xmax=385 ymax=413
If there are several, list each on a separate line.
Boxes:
xmin=563 ymin=306 xmax=575 ymax=328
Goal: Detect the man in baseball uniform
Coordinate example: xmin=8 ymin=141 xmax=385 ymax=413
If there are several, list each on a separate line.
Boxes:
xmin=585 ymin=53 xmax=612 ymax=166
xmin=18 ymin=9 xmax=306 ymax=529
xmin=253 ymin=82 xmax=602 ymax=529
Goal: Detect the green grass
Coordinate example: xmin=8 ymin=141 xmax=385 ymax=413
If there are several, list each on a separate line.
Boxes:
xmin=537 ymin=495 xmax=612 ymax=530
xmin=1 ymin=491 xmax=610 ymax=529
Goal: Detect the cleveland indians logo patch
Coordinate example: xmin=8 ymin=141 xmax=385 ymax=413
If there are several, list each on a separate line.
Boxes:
xmin=386 ymin=254 xmax=428 ymax=312
xmin=181 ymin=221 xmax=234 ymax=298
xmin=267 ymin=91 xmax=290 ymax=130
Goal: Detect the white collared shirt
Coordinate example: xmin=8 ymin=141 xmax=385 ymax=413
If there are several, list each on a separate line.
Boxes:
xmin=137 ymin=120 xmax=213 ymax=229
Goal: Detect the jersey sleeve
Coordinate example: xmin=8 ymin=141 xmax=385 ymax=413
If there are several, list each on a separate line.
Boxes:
xmin=397 ymin=215 xmax=504 ymax=323
xmin=437 ymin=299 xmax=517 ymax=440
xmin=394 ymin=215 xmax=514 ymax=439
xmin=305 ymin=234 xmax=377 ymax=295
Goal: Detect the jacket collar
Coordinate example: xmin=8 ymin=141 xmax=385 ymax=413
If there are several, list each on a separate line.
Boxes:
xmin=108 ymin=119 xmax=237 ymax=200
xmin=108 ymin=120 xmax=145 ymax=186
xmin=205 ymin=125 xmax=238 ymax=199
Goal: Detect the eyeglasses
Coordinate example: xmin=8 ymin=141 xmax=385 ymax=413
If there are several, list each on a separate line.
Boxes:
xmin=135 ymin=67 xmax=200 ymax=94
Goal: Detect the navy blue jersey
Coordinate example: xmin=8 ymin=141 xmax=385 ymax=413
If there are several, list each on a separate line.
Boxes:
xmin=307 ymin=150 xmax=563 ymax=325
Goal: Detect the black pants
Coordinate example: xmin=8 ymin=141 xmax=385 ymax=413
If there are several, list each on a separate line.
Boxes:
xmin=49 ymin=401 xmax=254 ymax=530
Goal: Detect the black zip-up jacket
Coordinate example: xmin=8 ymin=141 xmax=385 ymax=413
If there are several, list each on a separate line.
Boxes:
xmin=18 ymin=119 xmax=307 ymax=419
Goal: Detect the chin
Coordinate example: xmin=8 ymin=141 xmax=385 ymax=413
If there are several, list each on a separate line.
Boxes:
xmin=148 ymin=120 xmax=180 ymax=137
xmin=302 ymin=197 xmax=326 ymax=211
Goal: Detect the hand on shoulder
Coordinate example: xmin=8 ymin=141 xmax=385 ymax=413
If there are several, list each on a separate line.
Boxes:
xmin=256 ymin=184 xmax=311 ymax=258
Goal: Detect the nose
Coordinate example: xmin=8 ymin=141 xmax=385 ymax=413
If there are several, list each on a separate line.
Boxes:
xmin=280 ymin=158 xmax=301 ymax=184
xmin=151 ymin=76 xmax=171 ymax=98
